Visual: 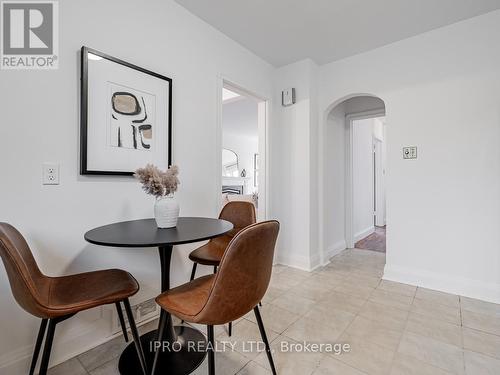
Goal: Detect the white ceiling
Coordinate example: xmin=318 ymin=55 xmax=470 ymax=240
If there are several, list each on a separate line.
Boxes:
xmin=175 ymin=0 xmax=500 ymax=67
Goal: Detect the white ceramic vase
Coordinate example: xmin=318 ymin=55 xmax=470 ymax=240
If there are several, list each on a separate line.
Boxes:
xmin=154 ymin=195 xmax=179 ymax=228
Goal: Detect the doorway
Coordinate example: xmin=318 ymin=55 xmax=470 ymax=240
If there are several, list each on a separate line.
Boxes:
xmin=351 ymin=116 xmax=386 ymax=253
xmin=218 ymin=81 xmax=268 ymax=221
xmin=320 ymin=95 xmax=386 ymax=265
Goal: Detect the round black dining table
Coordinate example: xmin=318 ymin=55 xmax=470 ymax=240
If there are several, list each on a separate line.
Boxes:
xmin=84 ymin=217 xmax=234 ymax=375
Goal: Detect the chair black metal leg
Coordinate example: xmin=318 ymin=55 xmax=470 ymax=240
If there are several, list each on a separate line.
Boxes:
xmin=37 ymin=314 xmax=74 ymax=375
xmin=38 ymin=319 xmax=57 ymax=375
xmin=29 ymin=318 xmax=48 ymax=375
xmin=115 ymin=302 xmax=129 ymax=343
xmin=259 ymin=301 xmax=262 ymax=307
xmin=254 ymin=306 xmax=276 ymax=375
xmin=123 ymin=299 xmax=147 ymax=375
xmin=207 ymin=325 xmax=215 ymax=375
xmin=190 ymin=262 xmax=198 ymax=281
xmin=151 ymin=310 xmax=168 ymax=375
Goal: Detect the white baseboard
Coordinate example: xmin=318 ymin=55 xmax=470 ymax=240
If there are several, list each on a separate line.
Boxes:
xmin=354 ymin=226 xmax=375 ymax=242
xmin=0 ymin=317 xmax=110 ymax=374
xmin=323 ymin=240 xmax=347 ymax=265
xmin=309 ymin=252 xmax=323 ymax=271
xmin=384 ymin=264 xmax=500 ymax=305
xmin=276 ymin=252 xmax=315 ymax=271
xmin=0 ymin=312 xmax=159 ymax=374
xmin=276 ymin=240 xmax=347 ymax=271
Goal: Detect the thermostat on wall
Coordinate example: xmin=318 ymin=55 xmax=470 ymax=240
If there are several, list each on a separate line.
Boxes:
xmin=403 ymin=146 xmax=417 ymax=159
xmin=282 ymin=88 xmax=296 ymax=107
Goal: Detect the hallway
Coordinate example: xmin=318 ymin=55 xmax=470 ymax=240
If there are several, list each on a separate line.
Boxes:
xmin=355 ymin=226 xmax=386 ymax=253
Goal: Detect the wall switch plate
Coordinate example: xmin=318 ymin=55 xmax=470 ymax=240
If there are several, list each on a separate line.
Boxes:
xmin=403 ymin=147 xmax=417 ymax=159
xmin=42 ymin=163 xmax=60 ymax=185
xmin=282 ymin=88 xmax=296 ymax=106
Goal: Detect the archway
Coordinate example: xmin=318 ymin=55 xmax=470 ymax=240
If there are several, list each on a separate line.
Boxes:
xmin=318 ymin=94 xmax=387 ymax=266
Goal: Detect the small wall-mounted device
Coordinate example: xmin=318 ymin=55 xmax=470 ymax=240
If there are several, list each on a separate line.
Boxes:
xmin=282 ymin=88 xmax=296 ymax=107
xmin=403 ymin=146 xmax=417 ymax=159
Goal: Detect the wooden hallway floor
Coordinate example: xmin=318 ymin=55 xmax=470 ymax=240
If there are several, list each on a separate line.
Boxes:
xmin=355 ymin=226 xmax=386 ymax=253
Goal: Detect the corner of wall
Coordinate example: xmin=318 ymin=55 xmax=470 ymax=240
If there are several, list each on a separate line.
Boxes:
xmin=324 ymin=240 xmax=347 ymax=264
xmin=354 ymin=226 xmax=375 ymax=243
xmin=272 ymin=59 xmax=323 ymax=273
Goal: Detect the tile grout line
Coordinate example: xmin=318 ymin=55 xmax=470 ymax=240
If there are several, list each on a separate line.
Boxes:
xmin=396 ymin=287 xmax=471 ymax=375
xmin=386 ymin=286 xmax=417 ymax=375
xmin=75 ymin=356 xmax=90 ymax=375
xmin=312 ymin=266 xmax=377 ymax=375
xmin=459 ymin=295 xmax=467 ymax=375
xmin=320 ymin=269 xmax=383 ymax=374
xmin=277 ymin=255 xmax=382 ymax=375
xmin=251 ymin=257 xmax=375 ymax=374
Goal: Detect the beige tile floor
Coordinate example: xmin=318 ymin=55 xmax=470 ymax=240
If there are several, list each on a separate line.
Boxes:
xmin=49 ymin=249 xmax=500 ymax=375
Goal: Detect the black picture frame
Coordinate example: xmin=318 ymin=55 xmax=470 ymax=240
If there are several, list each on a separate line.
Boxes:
xmin=80 ymin=46 xmax=172 ymax=176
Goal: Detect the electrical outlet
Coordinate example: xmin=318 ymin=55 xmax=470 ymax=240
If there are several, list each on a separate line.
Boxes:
xmin=42 ymin=163 xmax=60 ymax=185
xmin=113 ymin=298 xmax=159 ymax=333
xmin=403 ymin=147 xmax=417 ymax=159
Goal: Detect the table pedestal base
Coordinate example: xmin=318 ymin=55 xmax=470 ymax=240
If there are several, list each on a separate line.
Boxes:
xmin=118 ymin=326 xmax=207 ymax=375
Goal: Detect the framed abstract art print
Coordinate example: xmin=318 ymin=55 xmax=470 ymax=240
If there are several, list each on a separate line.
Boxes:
xmin=80 ymin=46 xmax=172 ymax=175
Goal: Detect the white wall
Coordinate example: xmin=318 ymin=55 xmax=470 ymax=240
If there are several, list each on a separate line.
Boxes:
xmin=373 ymin=118 xmax=387 ymax=226
xmin=271 ymin=59 xmax=320 ymax=270
xmin=0 ymin=0 xmax=273 ymax=372
xmin=318 ymin=10 xmax=500 ymax=303
xmin=222 ymin=98 xmax=259 ymax=194
xmin=324 ymin=104 xmax=347 ymax=257
xmin=373 ymin=118 xmax=385 ymax=142
xmin=222 ymin=97 xmax=258 ymax=136
xmin=352 ymin=118 xmax=375 ymax=240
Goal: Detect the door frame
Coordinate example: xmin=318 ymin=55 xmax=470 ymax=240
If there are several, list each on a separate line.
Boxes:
xmin=373 ymin=137 xmax=386 ymax=227
xmin=215 ymin=76 xmax=270 ymax=221
xmin=345 ymin=109 xmax=385 ymax=248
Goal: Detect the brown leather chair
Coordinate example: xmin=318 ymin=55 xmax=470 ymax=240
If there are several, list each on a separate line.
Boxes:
xmin=189 ymin=201 xmax=256 ymax=276
xmin=153 ymin=220 xmax=280 ymax=375
xmin=187 ymin=201 xmax=256 ymax=335
xmin=0 ymin=223 xmax=147 ymax=375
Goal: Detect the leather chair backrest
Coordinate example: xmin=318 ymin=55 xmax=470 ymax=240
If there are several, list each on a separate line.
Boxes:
xmin=219 ymin=201 xmax=256 ymax=238
xmin=198 ymin=220 xmax=279 ymax=324
xmin=0 ymin=223 xmax=48 ymax=317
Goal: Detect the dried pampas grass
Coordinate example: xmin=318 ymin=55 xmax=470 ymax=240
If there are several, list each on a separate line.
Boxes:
xmin=134 ymin=164 xmax=179 ymax=198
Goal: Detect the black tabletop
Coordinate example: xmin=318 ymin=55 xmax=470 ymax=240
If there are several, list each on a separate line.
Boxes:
xmin=84 ymin=217 xmax=233 ymax=248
